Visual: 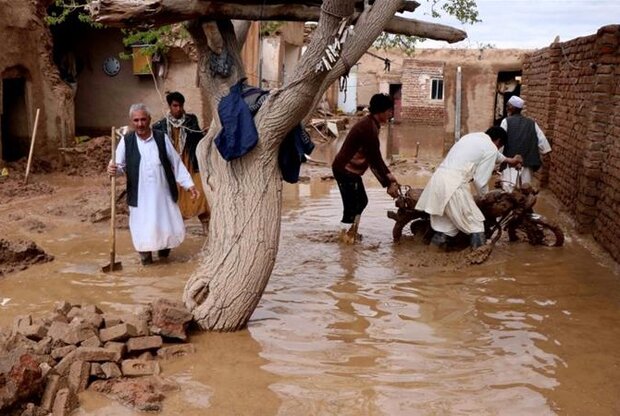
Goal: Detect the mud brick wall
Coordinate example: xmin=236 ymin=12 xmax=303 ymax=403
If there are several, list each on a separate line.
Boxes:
xmin=401 ymin=61 xmax=446 ymax=125
xmin=521 ymin=25 xmax=620 ymax=261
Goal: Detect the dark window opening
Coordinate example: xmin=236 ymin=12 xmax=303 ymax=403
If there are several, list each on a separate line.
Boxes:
xmin=389 ymin=83 xmax=402 ymax=122
xmin=494 ymin=70 xmax=522 ymax=125
xmin=1 ymin=77 xmax=29 ymax=162
xmin=431 ymin=78 xmax=443 ymax=100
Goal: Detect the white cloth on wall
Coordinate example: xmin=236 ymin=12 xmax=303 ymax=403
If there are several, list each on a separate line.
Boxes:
xmin=115 ymin=132 xmax=194 ymax=252
xmin=416 ymin=132 xmax=505 ymax=235
xmin=500 ymin=118 xmax=551 ymax=191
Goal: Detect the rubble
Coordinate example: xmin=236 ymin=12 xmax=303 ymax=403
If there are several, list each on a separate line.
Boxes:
xmin=150 ymin=298 xmax=193 ymax=341
xmin=307 ymin=116 xmax=350 ymax=144
xmin=89 ymin=376 xmax=173 ymax=412
xmin=0 ymin=298 xmax=196 ymax=414
xmin=0 ymin=239 xmax=54 ymax=277
xmin=58 ymin=136 xmax=114 ymax=177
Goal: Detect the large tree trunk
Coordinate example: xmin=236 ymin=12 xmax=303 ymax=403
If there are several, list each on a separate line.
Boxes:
xmin=183 ymin=1 xmax=363 ymax=330
xmin=181 ymin=20 xmax=284 ymax=331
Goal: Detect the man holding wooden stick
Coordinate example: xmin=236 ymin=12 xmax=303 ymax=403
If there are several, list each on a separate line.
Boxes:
xmin=107 ymin=104 xmax=198 ymax=265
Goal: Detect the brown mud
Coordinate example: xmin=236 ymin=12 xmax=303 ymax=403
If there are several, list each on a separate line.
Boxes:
xmin=0 ymin=239 xmax=53 ymax=276
xmin=0 ymin=123 xmax=619 ymax=414
xmin=58 ymin=136 xmax=115 ymax=177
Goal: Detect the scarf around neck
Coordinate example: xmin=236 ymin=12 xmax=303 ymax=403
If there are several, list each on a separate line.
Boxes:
xmin=165 ymin=112 xmax=187 ymax=153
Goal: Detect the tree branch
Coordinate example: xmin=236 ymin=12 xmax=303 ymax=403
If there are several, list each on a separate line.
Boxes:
xmin=88 ymin=0 xmax=467 ymax=41
xmin=232 ymin=20 xmax=251 ymax=48
xmin=385 ymin=16 xmax=465 ymax=42
xmin=254 ymin=0 xmax=357 ymax=150
xmin=307 ymin=1 xmax=409 ymax=116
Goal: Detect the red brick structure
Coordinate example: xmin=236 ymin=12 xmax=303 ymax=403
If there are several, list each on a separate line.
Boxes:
xmin=521 ymin=25 xmax=620 ymax=261
xmin=401 ymin=61 xmax=446 ymax=125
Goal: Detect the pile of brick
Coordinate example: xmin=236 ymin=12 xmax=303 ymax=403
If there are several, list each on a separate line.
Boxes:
xmin=0 ymin=298 xmax=196 ymax=415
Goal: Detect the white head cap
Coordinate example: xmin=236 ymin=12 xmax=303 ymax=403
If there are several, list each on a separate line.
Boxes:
xmin=507 ymin=96 xmax=524 ymax=109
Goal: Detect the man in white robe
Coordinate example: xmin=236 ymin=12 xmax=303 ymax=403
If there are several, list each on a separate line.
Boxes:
xmin=416 ymin=127 xmax=522 ymax=249
xmin=500 ymin=96 xmax=551 ymax=191
xmin=108 ymin=104 xmax=198 ymax=265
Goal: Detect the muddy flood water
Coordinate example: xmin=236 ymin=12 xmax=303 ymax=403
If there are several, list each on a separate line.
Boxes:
xmin=1 ymin=124 xmax=620 ymax=415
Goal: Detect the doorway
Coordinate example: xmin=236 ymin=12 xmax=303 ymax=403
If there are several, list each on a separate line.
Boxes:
xmin=494 ymin=71 xmax=522 ymax=125
xmin=389 ymin=83 xmax=402 ymax=123
xmin=1 ymin=77 xmax=29 ymax=161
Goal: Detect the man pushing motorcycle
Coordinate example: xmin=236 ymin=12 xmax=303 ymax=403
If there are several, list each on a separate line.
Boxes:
xmin=415 ymin=127 xmax=523 ymax=249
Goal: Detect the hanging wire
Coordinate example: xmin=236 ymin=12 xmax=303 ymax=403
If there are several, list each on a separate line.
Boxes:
xmin=147 ymin=58 xmax=204 ymax=134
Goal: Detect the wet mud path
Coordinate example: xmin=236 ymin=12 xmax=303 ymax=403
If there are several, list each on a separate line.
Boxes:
xmin=1 ymin=127 xmax=619 ymax=415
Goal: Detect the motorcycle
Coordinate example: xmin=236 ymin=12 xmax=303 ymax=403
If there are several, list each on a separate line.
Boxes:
xmin=387 ymin=182 xmax=564 ymax=248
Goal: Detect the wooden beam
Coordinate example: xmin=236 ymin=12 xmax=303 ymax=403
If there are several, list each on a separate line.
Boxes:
xmin=199 ymin=0 xmax=419 ymax=13
xmin=385 ymin=16 xmax=466 ymax=43
xmin=90 ymin=0 xmax=464 ymax=42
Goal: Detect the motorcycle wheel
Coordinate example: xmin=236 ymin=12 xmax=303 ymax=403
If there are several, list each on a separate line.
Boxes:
xmin=515 ymin=217 xmax=565 ymax=247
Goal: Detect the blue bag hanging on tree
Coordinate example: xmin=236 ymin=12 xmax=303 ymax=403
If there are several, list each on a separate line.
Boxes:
xmin=215 ymin=80 xmax=259 ymax=161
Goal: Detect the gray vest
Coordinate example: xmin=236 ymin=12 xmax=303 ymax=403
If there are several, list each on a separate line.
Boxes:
xmin=124 ymin=130 xmax=178 ymax=207
xmin=504 ymin=114 xmax=542 ymax=170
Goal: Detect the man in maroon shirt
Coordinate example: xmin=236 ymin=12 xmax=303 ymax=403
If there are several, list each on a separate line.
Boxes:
xmin=332 ymin=93 xmax=400 ymax=243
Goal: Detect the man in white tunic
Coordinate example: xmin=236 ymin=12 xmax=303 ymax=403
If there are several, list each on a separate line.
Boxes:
xmin=108 ymin=104 xmax=198 ymax=265
xmin=416 ymin=127 xmax=522 ymax=249
xmin=500 ymin=96 xmax=551 ymax=191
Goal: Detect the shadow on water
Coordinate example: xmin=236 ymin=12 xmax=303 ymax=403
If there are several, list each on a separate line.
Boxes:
xmin=0 ymin=123 xmax=619 ymax=414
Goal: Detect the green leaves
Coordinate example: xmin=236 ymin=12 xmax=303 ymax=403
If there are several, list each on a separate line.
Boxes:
xmin=120 ymin=25 xmax=189 ymax=59
xmin=442 ymin=0 xmax=480 ymax=25
xmin=373 ymin=33 xmax=425 ymax=56
xmin=45 ymin=0 xmax=96 ymax=26
xmin=260 ymin=21 xmax=284 ymax=37
xmin=45 ymin=0 xmax=189 ymax=61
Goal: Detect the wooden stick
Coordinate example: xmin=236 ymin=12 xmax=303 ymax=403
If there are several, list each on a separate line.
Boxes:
xmin=109 ymin=127 xmax=117 ymax=271
xmin=23 ymin=108 xmax=40 ymax=185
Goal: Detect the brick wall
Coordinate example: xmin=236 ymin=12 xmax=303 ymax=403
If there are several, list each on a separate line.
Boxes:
xmin=521 ymin=25 xmax=620 ymax=261
xmin=401 ymin=61 xmax=446 ymax=125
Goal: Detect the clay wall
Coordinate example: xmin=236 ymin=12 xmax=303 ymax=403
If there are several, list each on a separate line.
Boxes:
xmin=260 ymin=23 xmax=304 ymax=88
xmin=0 ymin=0 xmax=74 ymax=161
xmin=521 ymin=25 xmax=620 ymax=261
xmin=69 ymin=28 xmax=203 ymax=136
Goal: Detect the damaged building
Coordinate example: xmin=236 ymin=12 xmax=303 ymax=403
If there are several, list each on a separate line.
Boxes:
xmin=353 ymin=47 xmax=529 ymax=152
xmin=0 ymin=0 xmax=74 ymax=163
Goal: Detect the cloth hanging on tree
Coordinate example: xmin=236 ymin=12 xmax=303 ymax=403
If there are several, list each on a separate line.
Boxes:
xmin=215 ymin=80 xmax=259 ymax=161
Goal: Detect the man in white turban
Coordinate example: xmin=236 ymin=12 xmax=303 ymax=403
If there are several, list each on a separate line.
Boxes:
xmin=500 ymin=96 xmax=551 ymax=191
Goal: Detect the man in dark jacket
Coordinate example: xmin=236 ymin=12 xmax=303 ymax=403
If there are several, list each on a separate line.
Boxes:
xmin=153 ymin=92 xmax=210 ymax=235
xmin=332 ymin=93 xmax=400 ymax=243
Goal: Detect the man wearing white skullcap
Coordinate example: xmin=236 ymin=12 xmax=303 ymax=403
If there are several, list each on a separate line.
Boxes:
xmin=507 ymin=95 xmax=524 ymax=109
xmin=500 ymin=96 xmax=551 ymax=191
